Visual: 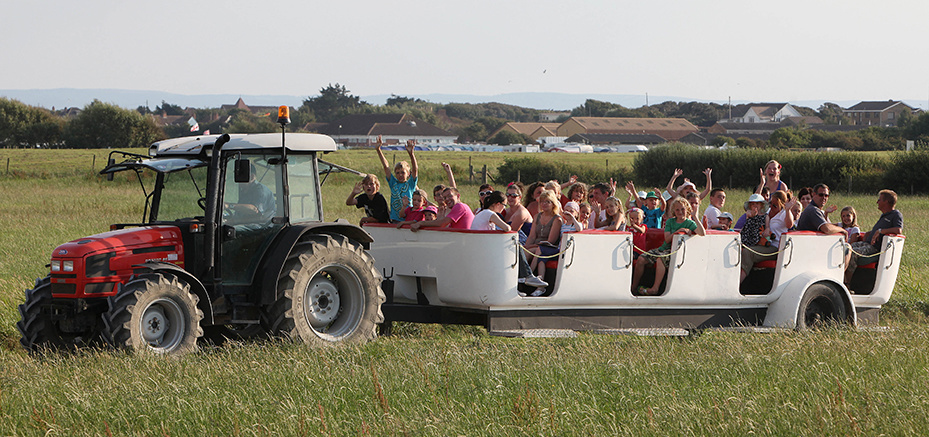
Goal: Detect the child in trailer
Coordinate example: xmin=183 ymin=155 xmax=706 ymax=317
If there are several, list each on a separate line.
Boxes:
xmin=837 ymin=206 xmax=861 ymax=243
xmin=399 ymin=189 xmax=430 ymax=222
xmin=626 ymin=208 xmax=647 ymax=257
xmin=739 ymin=194 xmax=776 ymax=283
xmin=470 ymin=191 xmax=511 ymax=231
xmin=666 ymin=168 xmax=713 ymax=206
xmin=421 ymin=206 xmax=438 ymax=221
xmin=596 ymin=196 xmax=625 ymax=231
xmin=577 ymin=202 xmax=592 ymax=229
xmin=625 ymin=181 xmax=664 ymax=229
xmin=631 ymin=196 xmax=705 ymax=296
xmin=346 ymin=174 xmax=390 ymax=225
xmin=703 ymin=188 xmax=726 ymax=230
xmin=525 ymin=190 xmax=565 ymax=297
xmin=375 ymin=135 xmax=419 ymax=222
xmin=764 ymin=190 xmax=796 ymax=248
xmin=561 ymin=201 xmax=585 ymax=232
xmin=716 ymin=212 xmax=734 ymax=231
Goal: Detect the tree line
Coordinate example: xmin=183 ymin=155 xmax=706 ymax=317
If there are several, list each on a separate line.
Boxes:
xmin=3 ymin=85 xmax=929 ymax=149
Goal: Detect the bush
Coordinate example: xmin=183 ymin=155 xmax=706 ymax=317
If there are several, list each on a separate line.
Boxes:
xmin=884 ymin=151 xmax=929 ymax=194
xmin=496 ymin=156 xmax=629 ymax=186
xmin=631 ymin=143 xmax=889 ymax=193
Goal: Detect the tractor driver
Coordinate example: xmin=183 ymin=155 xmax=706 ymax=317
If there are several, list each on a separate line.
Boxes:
xmin=224 ymin=162 xmax=276 ymax=226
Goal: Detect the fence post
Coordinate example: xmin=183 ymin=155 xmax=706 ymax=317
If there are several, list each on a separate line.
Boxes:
xmin=482 ymin=164 xmax=487 ymax=184
xmin=5 ymin=157 xmax=8 ymax=174
xmin=91 ymin=155 xmax=96 ymax=172
xmin=468 ymin=156 xmax=473 ymax=182
xmin=517 ymin=170 xmax=521 ymax=183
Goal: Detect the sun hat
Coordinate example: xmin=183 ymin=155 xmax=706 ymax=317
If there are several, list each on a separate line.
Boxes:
xmin=423 ymin=205 xmax=438 ymax=214
xmin=743 ymin=193 xmax=767 ymax=210
xmin=637 ymin=191 xmax=647 ymax=199
xmin=719 ymin=212 xmax=733 ymax=220
xmin=678 ymin=181 xmax=697 ymax=192
xmin=563 ymin=201 xmax=579 ymax=212
xmin=645 ymin=191 xmax=659 ymax=199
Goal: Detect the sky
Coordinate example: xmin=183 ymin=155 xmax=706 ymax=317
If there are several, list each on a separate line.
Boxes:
xmin=3 ymin=0 xmax=929 ymax=108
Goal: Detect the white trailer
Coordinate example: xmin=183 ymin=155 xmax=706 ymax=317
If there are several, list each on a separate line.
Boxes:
xmin=364 ymin=225 xmax=904 ymax=333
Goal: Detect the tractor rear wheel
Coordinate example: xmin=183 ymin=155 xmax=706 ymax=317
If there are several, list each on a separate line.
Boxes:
xmin=103 ymin=272 xmax=203 ymax=355
xmin=262 ymin=234 xmax=383 ymax=345
xmin=797 ymin=283 xmax=848 ymax=330
xmin=17 ymin=276 xmax=103 ymax=352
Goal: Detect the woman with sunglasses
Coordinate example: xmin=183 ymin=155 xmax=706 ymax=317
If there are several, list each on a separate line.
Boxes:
xmin=473 ymin=184 xmax=494 ymax=214
xmin=504 ymin=183 xmax=533 ymax=243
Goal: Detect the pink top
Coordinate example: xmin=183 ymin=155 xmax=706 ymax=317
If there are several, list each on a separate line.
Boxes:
xmin=446 ymin=202 xmax=474 ymax=229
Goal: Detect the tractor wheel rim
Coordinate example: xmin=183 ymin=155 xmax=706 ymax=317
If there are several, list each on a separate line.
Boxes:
xmin=141 ymin=298 xmax=185 ymax=350
xmin=302 ymin=266 xmax=362 ymax=339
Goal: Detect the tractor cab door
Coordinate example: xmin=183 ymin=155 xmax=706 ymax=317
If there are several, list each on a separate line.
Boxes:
xmin=220 ymin=153 xmax=285 ymax=285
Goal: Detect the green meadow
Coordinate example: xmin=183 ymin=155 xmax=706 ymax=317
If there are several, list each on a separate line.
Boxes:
xmin=0 ymin=148 xmax=927 ymax=436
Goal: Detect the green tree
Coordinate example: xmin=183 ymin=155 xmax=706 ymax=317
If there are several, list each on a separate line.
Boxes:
xmin=489 ymin=130 xmax=532 ymax=145
xmin=817 ymin=102 xmax=851 ymax=125
xmin=224 ymin=109 xmax=277 ymax=133
xmin=64 ymin=100 xmax=163 ymax=148
xmin=0 ymin=98 xmax=65 ymax=148
xmin=300 ymin=83 xmax=371 ymax=123
xmin=156 ymin=101 xmax=186 ymax=116
xmin=458 ymin=122 xmax=488 ymax=143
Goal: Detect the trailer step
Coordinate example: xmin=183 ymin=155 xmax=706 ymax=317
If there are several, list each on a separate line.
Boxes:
xmin=489 ymin=329 xmax=578 ymax=338
xmin=590 ymin=328 xmax=691 ymax=337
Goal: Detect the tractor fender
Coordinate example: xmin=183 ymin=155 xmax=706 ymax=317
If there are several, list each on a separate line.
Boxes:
xmin=762 ymin=272 xmax=855 ymax=329
xmin=258 ymin=221 xmax=374 ymax=306
xmin=134 ymin=261 xmax=214 ymax=325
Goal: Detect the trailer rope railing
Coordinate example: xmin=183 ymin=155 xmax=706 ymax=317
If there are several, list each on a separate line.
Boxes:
xmin=518 ymin=238 xmax=574 ymax=259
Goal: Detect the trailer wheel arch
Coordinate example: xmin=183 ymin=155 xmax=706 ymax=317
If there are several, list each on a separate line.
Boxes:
xmin=763 ymin=273 xmax=856 ymax=329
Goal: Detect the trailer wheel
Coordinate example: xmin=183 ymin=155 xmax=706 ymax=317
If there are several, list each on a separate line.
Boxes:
xmin=17 ymin=277 xmax=102 ymax=352
xmin=797 ymin=283 xmax=847 ymax=330
xmin=262 ymin=234 xmax=384 ymax=345
xmin=103 ymin=273 xmax=203 ymax=355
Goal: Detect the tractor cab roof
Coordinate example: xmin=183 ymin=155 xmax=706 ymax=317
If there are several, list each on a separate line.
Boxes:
xmin=149 ymin=133 xmax=337 ymax=157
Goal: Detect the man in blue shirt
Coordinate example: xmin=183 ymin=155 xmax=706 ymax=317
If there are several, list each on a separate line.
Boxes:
xmin=845 ymin=189 xmax=903 ymax=284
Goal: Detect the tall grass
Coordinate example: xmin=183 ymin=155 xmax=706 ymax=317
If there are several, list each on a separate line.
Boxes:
xmin=1 ymin=148 xmax=928 ymax=435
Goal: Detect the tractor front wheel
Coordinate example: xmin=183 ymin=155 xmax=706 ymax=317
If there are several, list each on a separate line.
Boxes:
xmin=262 ymin=234 xmax=384 ymax=345
xmin=17 ymin=276 xmax=103 ymax=353
xmin=103 ymin=272 xmax=203 ymax=355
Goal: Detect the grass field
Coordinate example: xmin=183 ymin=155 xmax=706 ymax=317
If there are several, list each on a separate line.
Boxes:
xmin=1 ymin=148 xmax=927 ymax=435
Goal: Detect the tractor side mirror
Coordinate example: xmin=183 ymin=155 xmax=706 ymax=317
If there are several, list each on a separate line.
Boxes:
xmin=106 ymin=158 xmax=115 ymax=181
xmin=234 ymin=158 xmax=250 ymax=183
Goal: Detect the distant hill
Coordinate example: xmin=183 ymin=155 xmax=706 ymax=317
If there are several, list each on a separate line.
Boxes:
xmin=1 ymin=88 xmax=917 ymax=112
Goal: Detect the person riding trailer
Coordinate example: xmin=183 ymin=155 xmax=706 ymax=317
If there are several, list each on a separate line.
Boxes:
xmin=845 ymin=189 xmax=903 ymax=285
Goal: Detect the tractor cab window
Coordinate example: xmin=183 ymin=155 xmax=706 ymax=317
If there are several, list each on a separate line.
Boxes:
xmin=287 ymin=154 xmax=321 ymax=223
xmin=158 ymin=165 xmax=209 ymax=222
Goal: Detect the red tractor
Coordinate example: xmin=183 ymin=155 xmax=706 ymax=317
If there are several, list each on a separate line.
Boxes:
xmin=17 ymin=128 xmax=384 ymax=355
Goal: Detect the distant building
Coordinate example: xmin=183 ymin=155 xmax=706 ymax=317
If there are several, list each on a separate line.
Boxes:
xmin=720 ymin=103 xmax=802 ymax=123
xmin=843 ymin=100 xmax=919 ymax=127
xmin=317 ymin=113 xmax=456 ymax=147
xmin=220 ymin=97 xmax=280 ymax=116
xmin=539 ymin=111 xmax=570 ymax=122
xmin=487 ymin=122 xmax=561 ymax=141
xmin=565 ymin=133 xmax=666 ymax=146
xmin=555 ymin=117 xmax=698 ymax=141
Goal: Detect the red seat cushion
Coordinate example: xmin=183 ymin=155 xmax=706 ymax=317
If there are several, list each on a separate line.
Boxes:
xmin=645 ymin=228 xmax=665 ymax=251
xmin=755 ymin=260 xmax=777 ymax=269
xmin=859 ymin=262 xmax=877 ymax=270
xmin=545 ymin=260 xmax=559 ymax=269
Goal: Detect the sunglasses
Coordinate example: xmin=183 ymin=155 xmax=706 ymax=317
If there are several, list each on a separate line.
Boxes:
xmin=816 ymin=192 xmax=830 ymax=197
xmin=480 ymin=191 xmax=494 ymax=196
xmin=505 ymin=193 xmax=520 ymax=197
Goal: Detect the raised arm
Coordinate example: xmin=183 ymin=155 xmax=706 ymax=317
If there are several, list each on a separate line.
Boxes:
xmin=700 ymin=168 xmax=712 ymax=200
xmin=346 ymin=181 xmax=362 ymax=206
xmin=406 ymin=140 xmax=419 ymax=178
xmin=375 ymin=135 xmax=391 ymax=179
xmin=442 ymin=162 xmax=457 ymax=188
xmin=754 ymin=168 xmax=766 ymax=195
xmin=666 ymin=168 xmax=683 ymax=197
xmin=626 ymin=181 xmax=644 ymax=208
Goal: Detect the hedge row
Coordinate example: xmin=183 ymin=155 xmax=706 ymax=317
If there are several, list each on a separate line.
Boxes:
xmin=496 ymin=156 xmax=629 ymax=187
xmin=494 ymin=145 xmax=929 ymax=194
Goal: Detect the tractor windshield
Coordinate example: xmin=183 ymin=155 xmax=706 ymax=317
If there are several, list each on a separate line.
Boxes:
xmin=157 ymin=164 xmax=209 ymax=222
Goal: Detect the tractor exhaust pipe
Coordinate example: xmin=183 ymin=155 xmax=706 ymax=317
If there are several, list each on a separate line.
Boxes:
xmin=203 ymin=134 xmax=231 ymax=282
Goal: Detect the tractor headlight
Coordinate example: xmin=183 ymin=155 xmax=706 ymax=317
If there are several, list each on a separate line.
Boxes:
xmin=51 ymin=261 xmax=60 ymax=272
xmin=62 ymin=261 xmax=74 ymax=272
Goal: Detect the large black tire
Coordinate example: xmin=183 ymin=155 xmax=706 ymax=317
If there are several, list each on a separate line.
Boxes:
xmin=262 ymin=234 xmax=384 ymax=345
xmin=103 ymin=273 xmax=203 ymax=355
xmin=17 ymin=276 xmax=103 ymax=353
xmin=797 ymin=283 xmax=848 ymax=330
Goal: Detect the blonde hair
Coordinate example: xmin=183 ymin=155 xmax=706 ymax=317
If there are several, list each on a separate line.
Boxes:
xmin=362 ymin=174 xmax=380 ymax=189
xmin=538 ymin=190 xmax=562 ymax=216
xmin=669 ymin=196 xmax=691 ymax=218
xmin=394 ymin=161 xmax=410 ymax=173
xmin=544 ymin=180 xmax=561 ymax=192
xmin=840 ymin=206 xmax=859 ymax=227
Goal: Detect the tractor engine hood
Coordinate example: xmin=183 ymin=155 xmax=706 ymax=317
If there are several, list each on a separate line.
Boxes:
xmin=49 ymin=226 xmax=186 ymax=298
